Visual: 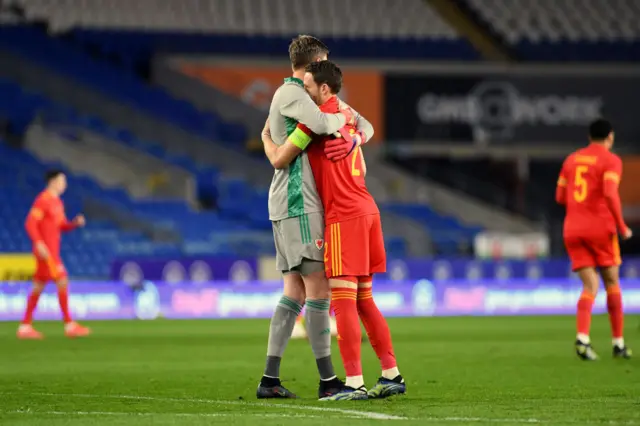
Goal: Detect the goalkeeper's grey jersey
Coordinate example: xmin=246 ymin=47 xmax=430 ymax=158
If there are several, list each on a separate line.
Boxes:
xmin=267 ymin=77 xmax=346 ymax=221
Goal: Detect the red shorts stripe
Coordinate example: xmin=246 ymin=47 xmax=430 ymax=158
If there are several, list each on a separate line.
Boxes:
xmin=34 ymin=255 xmax=66 ymax=283
xmin=324 ymin=214 xmax=386 ymax=278
xmin=564 ymin=234 xmax=622 ymax=271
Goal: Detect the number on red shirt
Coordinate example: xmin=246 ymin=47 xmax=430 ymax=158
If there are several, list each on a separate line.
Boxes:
xmin=351 ymin=148 xmax=361 ymax=177
xmin=574 ymin=165 xmax=589 ymax=202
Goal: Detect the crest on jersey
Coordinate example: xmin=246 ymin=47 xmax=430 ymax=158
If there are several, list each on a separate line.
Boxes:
xmin=315 ymin=239 xmax=324 ymax=250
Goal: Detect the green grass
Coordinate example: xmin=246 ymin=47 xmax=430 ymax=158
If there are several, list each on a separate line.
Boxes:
xmin=0 ymin=316 xmax=638 ymax=425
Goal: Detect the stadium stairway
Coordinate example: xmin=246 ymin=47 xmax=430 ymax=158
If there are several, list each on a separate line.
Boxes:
xmin=425 ymin=0 xmax=512 ymax=61
xmin=26 ymin=122 xmax=193 ymax=201
xmin=0 ymin=26 xmax=273 ymax=186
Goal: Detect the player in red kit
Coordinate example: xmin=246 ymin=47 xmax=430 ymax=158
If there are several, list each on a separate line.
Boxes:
xmin=556 ymin=119 xmax=632 ymax=360
xmin=262 ymin=61 xmax=405 ymax=400
xmin=18 ymin=170 xmax=91 ymax=339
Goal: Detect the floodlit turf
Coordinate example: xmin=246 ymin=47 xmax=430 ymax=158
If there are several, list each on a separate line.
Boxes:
xmin=0 ymin=316 xmax=638 ymax=425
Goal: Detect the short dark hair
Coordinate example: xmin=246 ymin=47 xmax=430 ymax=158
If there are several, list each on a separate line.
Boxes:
xmin=305 ymin=60 xmax=343 ymax=94
xmin=45 ymin=169 xmax=64 ymax=183
xmin=589 ymin=119 xmax=613 ymax=141
xmin=289 ymin=35 xmax=329 ymax=70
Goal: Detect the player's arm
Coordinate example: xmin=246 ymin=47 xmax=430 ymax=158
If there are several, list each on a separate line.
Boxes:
xmin=603 ymin=155 xmax=630 ymax=237
xmin=25 ymin=198 xmax=49 ymax=259
xmin=325 ymin=101 xmax=375 ymax=161
xmin=339 ymin=101 xmax=374 ymax=144
xmin=555 ymin=161 xmax=568 ymax=205
xmin=278 ymin=85 xmax=346 ymax=135
xmin=262 ymin=119 xmax=312 ymax=170
xmin=60 ymin=213 xmax=85 ymax=232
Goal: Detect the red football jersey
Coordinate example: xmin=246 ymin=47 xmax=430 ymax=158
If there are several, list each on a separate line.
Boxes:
xmin=25 ymin=191 xmax=76 ymax=256
xmin=299 ymin=96 xmax=379 ymax=225
xmin=558 ymin=143 xmax=623 ymax=238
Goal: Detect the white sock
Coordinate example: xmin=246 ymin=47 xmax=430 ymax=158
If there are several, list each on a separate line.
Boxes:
xmin=346 ymin=375 xmax=364 ymax=389
xmin=577 ymin=333 xmax=590 ymax=344
xmin=18 ymin=324 xmax=32 ymax=331
xmin=612 ymin=337 xmax=625 ymax=348
xmin=382 ymin=367 xmax=400 ymax=380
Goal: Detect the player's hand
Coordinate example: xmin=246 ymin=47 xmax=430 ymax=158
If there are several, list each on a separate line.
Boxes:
xmin=324 ymin=129 xmax=360 ymax=162
xmin=35 ymin=241 xmax=49 ymax=260
xmin=73 ymin=214 xmax=86 ymax=227
xmin=261 ymin=118 xmax=270 ymax=140
xmin=622 ymin=227 xmax=633 ymax=240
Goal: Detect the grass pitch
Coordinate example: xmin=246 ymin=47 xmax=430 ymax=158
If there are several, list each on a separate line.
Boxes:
xmin=0 ymin=316 xmax=638 ymax=425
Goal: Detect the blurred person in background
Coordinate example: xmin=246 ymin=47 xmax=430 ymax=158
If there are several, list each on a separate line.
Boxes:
xmin=556 ymin=119 xmax=632 ymax=360
xmin=17 ymin=170 xmax=91 ymax=339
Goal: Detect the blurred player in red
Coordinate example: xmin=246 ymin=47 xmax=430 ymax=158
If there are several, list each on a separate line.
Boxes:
xmin=262 ymin=61 xmax=405 ymax=400
xmin=556 ymin=119 xmax=632 ymax=360
xmin=17 ymin=170 xmax=91 ymax=339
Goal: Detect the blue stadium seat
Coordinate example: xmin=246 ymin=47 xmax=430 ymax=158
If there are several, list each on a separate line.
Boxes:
xmin=382 ymin=203 xmax=481 ymax=255
xmin=462 ymin=0 xmax=640 ymax=62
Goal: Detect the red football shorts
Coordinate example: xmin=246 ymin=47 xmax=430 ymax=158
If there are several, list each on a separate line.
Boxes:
xmin=564 ymin=234 xmax=621 ymax=271
xmin=33 ymin=255 xmax=67 ymax=283
xmin=324 ymin=214 xmax=386 ymax=278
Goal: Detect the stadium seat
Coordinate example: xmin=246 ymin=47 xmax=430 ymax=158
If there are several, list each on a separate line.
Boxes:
xmin=382 ymin=203 xmax=481 ymax=255
xmin=8 ymin=0 xmax=479 ymax=63
xmin=462 ymin=0 xmax=640 ymax=61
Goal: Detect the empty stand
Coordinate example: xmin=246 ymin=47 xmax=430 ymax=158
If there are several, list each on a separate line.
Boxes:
xmin=7 ymin=0 xmax=478 ymax=61
xmin=463 ymin=0 xmax=640 ymax=61
xmin=0 ymin=12 xmax=494 ymax=269
xmin=14 ymin=0 xmax=459 ymax=38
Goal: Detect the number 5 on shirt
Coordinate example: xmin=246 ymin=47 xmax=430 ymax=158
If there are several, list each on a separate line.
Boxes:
xmin=574 ymin=165 xmax=589 ymax=202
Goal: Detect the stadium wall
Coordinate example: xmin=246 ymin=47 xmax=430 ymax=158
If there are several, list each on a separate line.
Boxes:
xmin=162 ymin=56 xmax=640 ymax=155
xmin=109 ymin=256 xmax=640 ymax=283
xmin=1 ymin=279 xmax=640 ymax=321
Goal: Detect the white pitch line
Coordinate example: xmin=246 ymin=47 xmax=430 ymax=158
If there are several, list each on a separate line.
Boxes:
xmin=429 ymin=417 xmax=541 ymax=424
xmin=9 ymin=410 xmax=329 ymax=419
xmin=17 ymin=392 xmax=406 ymax=421
xmin=8 ymin=410 xmax=541 ymax=423
xmin=9 ymin=410 xmax=639 ymax=425
xmin=29 ymin=392 xmax=638 ymax=424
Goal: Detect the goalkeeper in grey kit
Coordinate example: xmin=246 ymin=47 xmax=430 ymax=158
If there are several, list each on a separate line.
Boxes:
xmin=257 ymin=35 xmax=373 ymax=400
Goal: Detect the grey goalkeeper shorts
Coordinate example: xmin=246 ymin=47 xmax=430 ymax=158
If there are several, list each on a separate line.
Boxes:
xmin=272 ymin=212 xmax=325 ymax=275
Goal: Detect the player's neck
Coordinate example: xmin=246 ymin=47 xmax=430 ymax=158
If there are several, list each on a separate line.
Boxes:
xmin=45 ymin=188 xmax=60 ymax=198
xmin=589 ymin=141 xmax=609 ymax=151
xmin=320 ymin=94 xmax=337 ymax=105
xmin=291 ymin=70 xmax=305 ymax=81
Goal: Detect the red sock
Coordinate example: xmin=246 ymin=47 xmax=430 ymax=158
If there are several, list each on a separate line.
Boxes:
xmin=22 ymin=291 xmax=42 ymax=325
xmin=57 ymin=286 xmax=72 ymax=323
xmin=357 ymin=286 xmax=397 ymax=370
xmin=577 ymin=290 xmax=595 ymax=336
xmin=606 ymin=285 xmax=624 ymax=339
xmin=331 ymin=286 xmax=362 ymax=377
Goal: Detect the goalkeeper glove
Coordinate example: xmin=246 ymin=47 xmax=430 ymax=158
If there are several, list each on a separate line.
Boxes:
xmin=324 ymin=128 xmax=365 ymax=161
